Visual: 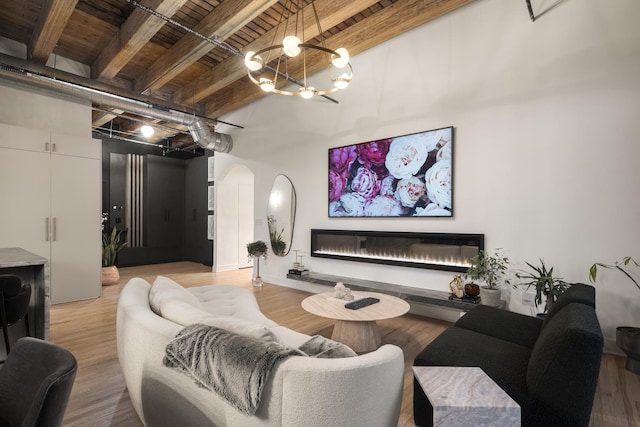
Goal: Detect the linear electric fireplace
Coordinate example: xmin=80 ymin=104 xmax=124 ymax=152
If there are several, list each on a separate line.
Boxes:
xmin=310 ymin=229 xmax=484 ymax=273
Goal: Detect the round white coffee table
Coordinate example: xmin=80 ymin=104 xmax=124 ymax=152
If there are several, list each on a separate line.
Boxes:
xmin=301 ymin=291 xmax=410 ymax=353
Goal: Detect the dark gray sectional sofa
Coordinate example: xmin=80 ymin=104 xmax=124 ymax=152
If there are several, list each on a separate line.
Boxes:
xmin=413 ymin=284 xmax=603 ymax=427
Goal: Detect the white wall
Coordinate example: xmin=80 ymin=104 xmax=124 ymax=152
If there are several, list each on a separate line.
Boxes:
xmin=216 ymin=0 xmax=639 ymax=352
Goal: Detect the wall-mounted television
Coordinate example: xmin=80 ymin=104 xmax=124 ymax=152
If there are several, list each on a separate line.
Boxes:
xmin=328 ymin=126 xmax=453 ymax=217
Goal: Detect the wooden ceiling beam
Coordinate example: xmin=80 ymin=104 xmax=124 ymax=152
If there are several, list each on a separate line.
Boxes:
xmin=92 ymin=0 xmax=189 ymax=80
xmin=92 ymin=109 xmax=122 ymax=128
xmin=206 ymin=0 xmax=478 ymax=118
xmin=135 ymin=0 xmax=279 ymax=95
xmin=29 ymin=0 xmax=79 ymax=64
xmin=173 ymin=0 xmax=381 ymax=106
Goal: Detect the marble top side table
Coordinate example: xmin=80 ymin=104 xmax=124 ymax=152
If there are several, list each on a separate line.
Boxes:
xmin=413 ymin=366 xmax=520 ymax=427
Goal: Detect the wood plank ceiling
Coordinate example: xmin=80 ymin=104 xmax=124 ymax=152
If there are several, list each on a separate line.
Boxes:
xmin=0 ymin=0 xmax=476 ymax=149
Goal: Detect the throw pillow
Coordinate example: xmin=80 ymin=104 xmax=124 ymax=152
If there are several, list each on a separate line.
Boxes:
xmin=149 ymin=276 xmax=203 ymax=315
xmin=298 ymin=335 xmax=357 ymax=358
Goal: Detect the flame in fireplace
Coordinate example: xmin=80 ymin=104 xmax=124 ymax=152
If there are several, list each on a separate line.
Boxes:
xmin=313 ymin=247 xmax=471 ymax=268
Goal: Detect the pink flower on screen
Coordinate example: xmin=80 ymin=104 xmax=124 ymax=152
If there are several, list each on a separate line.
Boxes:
xmin=356 ymin=139 xmax=392 ymax=169
xmin=328 ymin=169 xmax=346 ymax=202
xmin=351 ymin=167 xmax=381 ymax=200
xmin=329 ymin=146 xmax=357 ymax=177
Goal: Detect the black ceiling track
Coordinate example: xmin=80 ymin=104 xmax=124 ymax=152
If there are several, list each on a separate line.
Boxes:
xmin=526 ymin=0 xmax=536 ymax=21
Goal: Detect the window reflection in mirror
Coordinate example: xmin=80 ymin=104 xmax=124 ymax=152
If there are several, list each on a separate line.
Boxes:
xmin=267 ymin=175 xmax=296 ymax=256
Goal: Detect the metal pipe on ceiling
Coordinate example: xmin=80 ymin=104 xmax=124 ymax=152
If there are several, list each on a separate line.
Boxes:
xmin=0 ymin=60 xmax=234 ymax=153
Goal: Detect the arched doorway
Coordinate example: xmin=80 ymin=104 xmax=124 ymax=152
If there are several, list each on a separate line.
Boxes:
xmin=214 ymin=164 xmax=254 ymax=271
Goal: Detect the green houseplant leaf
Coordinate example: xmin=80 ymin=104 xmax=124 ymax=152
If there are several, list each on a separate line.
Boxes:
xmin=515 ymin=258 xmax=568 ymax=312
xmin=589 ymin=256 xmax=640 ymax=292
xmin=247 ymin=240 xmax=268 ymax=259
xmin=102 ymin=227 xmax=127 ymax=267
xmin=465 ymin=248 xmax=511 ymax=290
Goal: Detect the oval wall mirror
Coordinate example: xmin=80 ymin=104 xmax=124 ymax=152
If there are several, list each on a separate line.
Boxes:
xmin=267 ymin=175 xmax=296 ymax=256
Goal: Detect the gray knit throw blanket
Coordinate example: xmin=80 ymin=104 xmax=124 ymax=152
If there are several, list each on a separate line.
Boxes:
xmin=163 ymin=323 xmax=304 ymax=416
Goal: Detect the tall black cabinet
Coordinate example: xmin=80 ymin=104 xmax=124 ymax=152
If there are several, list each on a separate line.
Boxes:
xmin=146 ymin=155 xmax=186 ymax=263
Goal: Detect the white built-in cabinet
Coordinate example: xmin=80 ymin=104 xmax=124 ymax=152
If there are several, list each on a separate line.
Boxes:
xmin=0 ymin=123 xmax=101 ymax=303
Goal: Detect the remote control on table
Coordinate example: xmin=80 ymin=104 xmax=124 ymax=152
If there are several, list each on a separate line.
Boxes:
xmin=345 ymin=297 xmax=380 ymax=310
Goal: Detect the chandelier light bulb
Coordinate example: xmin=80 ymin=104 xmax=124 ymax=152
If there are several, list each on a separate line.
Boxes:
xmin=331 ymin=48 xmax=350 ymax=68
xmin=282 ymin=36 xmax=302 ymax=57
xmin=333 ymin=74 xmax=351 ymax=89
xmin=259 ymin=78 xmax=275 ymax=92
xmin=299 ymin=87 xmax=315 ymax=99
xmin=140 ymin=125 xmax=154 ymax=138
xmin=244 ymin=52 xmax=264 ymax=71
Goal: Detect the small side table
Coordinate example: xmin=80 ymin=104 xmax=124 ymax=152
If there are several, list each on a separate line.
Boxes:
xmin=413 ymin=366 xmax=520 ymax=427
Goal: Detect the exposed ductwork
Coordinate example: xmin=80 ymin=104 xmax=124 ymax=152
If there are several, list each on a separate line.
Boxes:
xmin=188 ymin=118 xmax=233 ymax=153
xmin=0 ymin=57 xmax=233 ymax=153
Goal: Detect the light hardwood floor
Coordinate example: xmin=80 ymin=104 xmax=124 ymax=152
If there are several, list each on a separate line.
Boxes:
xmin=49 ymin=262 xmax=640 ymax=426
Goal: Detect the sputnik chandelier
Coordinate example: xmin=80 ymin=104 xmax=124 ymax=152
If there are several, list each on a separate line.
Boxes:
xmin=244 ymin=0 xmax=353 ymax=99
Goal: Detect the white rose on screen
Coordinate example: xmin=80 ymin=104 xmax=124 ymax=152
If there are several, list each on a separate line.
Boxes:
xmin=384 ymin=136 xmax=429 ymax=180
xmin=414 ymin=203 xmax=451 ymax=216
xmin=339 ymin=193 xmax=366 ymax=216
xmin=379 ymin=175 xmax=396 ymax=197
xmin=395 ymin=176 xmax=426 ymax=208
xmin=364 ymin=195 xmax=404 ymax=216
xmin=405 ymin=130 xmax=443 ymax=153
xmin=329 ymin=201 xmax=345 ymax=217
xmin=424 ymin=159 xmax=452 ymax=209
xmin=436 ymin=139 xmax=451 ymax=162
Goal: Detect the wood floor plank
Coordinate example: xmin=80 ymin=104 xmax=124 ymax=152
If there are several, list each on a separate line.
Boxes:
xmin=47 ymin=262 xmax=639 ymax=426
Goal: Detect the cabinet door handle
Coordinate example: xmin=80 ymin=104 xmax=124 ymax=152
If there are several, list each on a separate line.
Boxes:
xmin=52 ymin=143 xmax=57 ymax=152
xmin=45 ymin=218 xmax=50 ymax=241
xmin=45 ymin=142 xmax=49 ymax=152
xmin=52 ymin=217 xmax=57 ymax=241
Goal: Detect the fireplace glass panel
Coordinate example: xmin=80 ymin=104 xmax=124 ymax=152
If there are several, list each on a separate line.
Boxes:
xmin=311 ymin=230 xmax=484 ymax=273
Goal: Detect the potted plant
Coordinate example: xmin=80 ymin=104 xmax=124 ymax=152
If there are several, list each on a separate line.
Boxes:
xmin=589 ymin=256 xmax=640 ymax=375
xmin=465 ymin=249 xmax=510 ymax=307
xmin=102 ymin=227 xmax=126 ymax=286
xmin=247 ymin=240 xmax=268 ymax=287
xmin=515 ymin=259 xmax=568 ymax=314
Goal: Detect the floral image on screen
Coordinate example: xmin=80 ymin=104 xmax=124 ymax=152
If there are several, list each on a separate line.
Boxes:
xmin=328 ymin=126 xmax=453 ymax=217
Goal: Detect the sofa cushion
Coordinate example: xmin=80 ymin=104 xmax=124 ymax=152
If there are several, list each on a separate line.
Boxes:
xmin=541 ymin=283 xmax=596 ymax=330
xmin=454 ymin=305 xmax=543 ymax=348
xmin=160 ymin=299 xmax=276 ymax=342
xmin=149 ymin=276 xmax=203 ymax=315
xmin=526 ymin=303 xmax=603 ymax=426
xmin=268 ymin=325 xmax=312 ymax=348
xmin=188 ymin=284 xmax=278 ymax=327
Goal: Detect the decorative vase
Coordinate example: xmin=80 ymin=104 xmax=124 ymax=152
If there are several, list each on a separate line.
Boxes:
xmin=616 ymin=326 xmax=640 ymax=375
xmin=449 ymin=275 xmax=465 ymax=298
xmin=101 ymin=266 xmax=119 ymax=286
xmin=479 ymin=287 xmax=502 ymax=307
xmin=464 ymin=283 xmax=480 ymax=297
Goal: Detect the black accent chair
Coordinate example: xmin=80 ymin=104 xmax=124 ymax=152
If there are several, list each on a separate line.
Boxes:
xmin=0 ymin=337 xmax=77 ymax=427
xmin=0 ymin=274 xmax=31 ymax=359
xmin=413 ymin=283 xmax=604 ymax=427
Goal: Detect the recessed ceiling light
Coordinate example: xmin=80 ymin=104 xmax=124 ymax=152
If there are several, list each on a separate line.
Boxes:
xmin=140 ymin=125 xmax=154 ymax=138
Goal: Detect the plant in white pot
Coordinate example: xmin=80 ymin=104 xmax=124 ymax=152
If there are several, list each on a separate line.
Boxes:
xmin=589 ymin=256 xmax=640 ymax=375
xmin=247 ymin=240 xmax=268 ymax=287
xmin=515 ymin=259 xmax=569 ymax=315
xmin=102 ymin=227 xmax=126 ymax=286
xmin=465 ymin=249 xmax=510 ymax=307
